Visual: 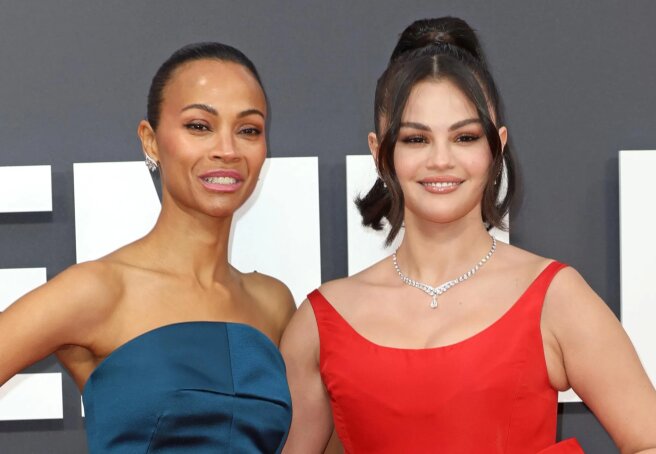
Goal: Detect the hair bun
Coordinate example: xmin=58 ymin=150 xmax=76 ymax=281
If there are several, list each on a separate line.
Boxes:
xmin=389 ymin=16 xmax=484 ymax=64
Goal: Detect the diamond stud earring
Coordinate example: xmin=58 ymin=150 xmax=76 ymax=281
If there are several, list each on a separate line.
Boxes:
xmin=145 ymin=154 xmax=159 ymax=172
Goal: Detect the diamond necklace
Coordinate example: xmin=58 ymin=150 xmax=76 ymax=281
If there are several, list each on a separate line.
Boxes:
xmin=392 ymin=235 xmax=497 ymax=309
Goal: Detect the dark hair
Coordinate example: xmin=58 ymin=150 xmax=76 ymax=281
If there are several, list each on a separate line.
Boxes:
xmin=146 ymin=42 xmax=265 ymax=130
xmin=356 ymin=17 xmax=516 ymax=245
xmin=389 ymin=17 xmax=487 ymax=67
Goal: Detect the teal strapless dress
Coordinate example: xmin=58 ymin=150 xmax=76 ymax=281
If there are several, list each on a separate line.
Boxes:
xmin=82 ymin=321 xmax=292 ymax=453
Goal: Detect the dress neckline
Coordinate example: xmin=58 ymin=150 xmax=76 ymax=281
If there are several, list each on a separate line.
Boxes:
xmin=82 ymin=321 xmax=279 ymax=395
xmin=314 ymin=261 xmax=561 ymax=353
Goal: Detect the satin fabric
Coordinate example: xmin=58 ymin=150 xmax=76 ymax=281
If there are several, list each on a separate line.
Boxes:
xmin=83 ymin=321 xmax=291 ymax=453
xmin=309 ymin=261 xmax=584 ymax=453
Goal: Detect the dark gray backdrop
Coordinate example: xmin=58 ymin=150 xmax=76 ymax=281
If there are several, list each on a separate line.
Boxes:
xmin=2 ymin=1 xmax=654 ymax=452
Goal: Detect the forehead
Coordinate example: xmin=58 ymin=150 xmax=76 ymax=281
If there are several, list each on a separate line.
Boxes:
xmin=161 ymin=59 xmax=266 ymax=113
xmin=403 ymin=79 xmax=477 ymax=122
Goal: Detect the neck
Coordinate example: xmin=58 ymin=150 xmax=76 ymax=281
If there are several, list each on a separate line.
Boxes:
xmin=142 ymin=195 xmax=234 ymax=286
xmin=394 ymin=209 xmax=494 ymax=285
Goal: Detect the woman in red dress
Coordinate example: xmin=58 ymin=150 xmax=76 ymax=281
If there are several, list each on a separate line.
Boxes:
xmin=282 ymin=17 xmax=656 ymax=453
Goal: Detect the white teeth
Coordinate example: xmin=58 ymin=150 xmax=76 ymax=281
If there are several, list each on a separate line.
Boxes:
xmin=204 ymin=176 xmax=237 ymax=184
xmin=424 ymin=181 xmax=459 ymax=188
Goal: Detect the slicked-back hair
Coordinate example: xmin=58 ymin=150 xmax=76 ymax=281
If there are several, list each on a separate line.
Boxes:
xmin=146 ymin=42 xmax=264 ymax=131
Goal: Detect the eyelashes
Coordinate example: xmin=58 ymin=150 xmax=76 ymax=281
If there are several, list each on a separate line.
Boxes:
xmin=185 ymin=122 xmax=210 ymax=132
xmin=239 ymin=127 xmax=262 ymax=136
xmin=183 ymin=123 xmax=263 ymax=137
xmin=455 ymin=134 xmax=481 ymax=143
xmin=400 ymin=135 xmax=428 ymax=144
xmin=399 ymin=133 xmax=482 ymax=144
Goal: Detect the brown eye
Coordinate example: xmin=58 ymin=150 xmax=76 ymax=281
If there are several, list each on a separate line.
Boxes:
xmin=401 ymin=135 xmax=428 ymax=144
xmin=185 ymin=122 xmax=210 ymax=132
xmin=239 ymin=127 xmax=262 ymax=136
xmin=455 ymin=134 xmax=480 ymax=143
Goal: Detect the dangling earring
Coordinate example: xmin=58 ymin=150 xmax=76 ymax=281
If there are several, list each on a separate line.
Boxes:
xmin=145 ymin=154 xmax=159 ymax=172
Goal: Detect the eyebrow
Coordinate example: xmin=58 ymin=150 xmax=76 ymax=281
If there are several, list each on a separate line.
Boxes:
xmin=237 ymin=108 xmax=265 ymax=119
xmin=180 ymin=104 xmax=265 ymax=119
xmin=448 ymin=118 xmax=481 ymax=131
xmin=400 ymin=121 xmax=431 ymax=131
xmin=399 ymin=118 xmax=481 ymax=132
xmin=181 ymin=103 xmax=218 ymax=115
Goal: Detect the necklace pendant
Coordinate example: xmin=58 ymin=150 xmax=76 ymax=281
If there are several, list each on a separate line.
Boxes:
xmin=392 ymin=235 xmax=496 ymax=311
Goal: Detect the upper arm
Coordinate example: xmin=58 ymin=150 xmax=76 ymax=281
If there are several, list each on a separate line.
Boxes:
xmin=269 ymin=277 xmax=296 ymax=338
xmin=0 ymin=261 xmax=116 ymax=386
xmin=281 ymin=300 xmax=333 ymax=453
xmin=544 ymin=267 xmax=656 ymax=453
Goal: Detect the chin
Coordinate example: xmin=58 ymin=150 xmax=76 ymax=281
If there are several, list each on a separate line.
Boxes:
xmin=201 ymin=207 xmax=239 ymax=219
xmin=194 ymin=191 xmax=252 ymax=217
xmin=407 ymin=205 xmax=480 ymax=226
xmin=188 ymin=199 xmax=239 ymax=219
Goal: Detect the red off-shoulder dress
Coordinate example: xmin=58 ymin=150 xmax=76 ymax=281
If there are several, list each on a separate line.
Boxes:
xmin=308 ymin=261 xmax=584 ymax=453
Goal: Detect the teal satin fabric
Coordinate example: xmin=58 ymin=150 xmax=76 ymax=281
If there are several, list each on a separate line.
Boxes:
xmin=82 ymin=322 xmax=291 ymax=453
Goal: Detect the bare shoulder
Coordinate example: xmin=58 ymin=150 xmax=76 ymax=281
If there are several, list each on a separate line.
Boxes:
xmin=243 ymin=270 xmax=295 ymax=310
xmin=282 ymin=298 xmax=317 ymax=340
xmin=493 ymin=241 xmax=554 ymax=275
xmin=48 ymin=260 xmax=124 ymax=329
xmin=546 ymin=265 xmax=592 ymax=296
xmin=524 ymin=252 xmax=617 ymax=352
xmin=19 ymin=260 xmax=120 ymax=318
xmin=0 ymin=259 xmax=124 ymax=355
xmin=317 ymin=257 xmax=389 ymax=309
xmin=281 ymin=264 xmax=386 ymax=355
xmin=55 ymin=259 xmax=122 ymax=299
xmin=242 ymin=271 xmax=296 ymax=333
xmin=542 ymin=264 xmax=606 ymax=325
xmin=315 ymin=276 xmax=352 ymax=302
xmin=280 ymin=298 xmax=320 ymax=364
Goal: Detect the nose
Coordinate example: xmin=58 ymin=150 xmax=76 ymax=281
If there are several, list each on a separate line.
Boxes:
xmin=426 ymin=138 xmax=454 ymax=169
xmin=210 ymin=131 xmax=240 ymax=162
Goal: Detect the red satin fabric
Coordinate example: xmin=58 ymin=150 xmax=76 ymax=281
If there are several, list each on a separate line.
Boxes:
xmin=308 ymin=261 xmax=584 ymax=453
xmin=537 ymin=438 xmax=584 ymax=453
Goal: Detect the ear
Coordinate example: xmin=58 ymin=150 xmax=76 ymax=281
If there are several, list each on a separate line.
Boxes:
xmin=498 ymin=126 xmax=508 ymax=154
xmin=368 ymin=132 xmax=379 ymax=161
xmin=138 ymin=120 xmax=159 ymax=162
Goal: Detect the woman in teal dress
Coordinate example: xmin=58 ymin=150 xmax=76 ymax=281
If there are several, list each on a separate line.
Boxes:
xmin=0 ymin=42 xmax=294 ymax=453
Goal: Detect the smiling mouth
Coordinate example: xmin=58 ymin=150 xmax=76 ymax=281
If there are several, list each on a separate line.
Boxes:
xmin=422 ymin=181 xmax=461 ymax=188
xmin=202 ymin=176 xmax=239 ymax=185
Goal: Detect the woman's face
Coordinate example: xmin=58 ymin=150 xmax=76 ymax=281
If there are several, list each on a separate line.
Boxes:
xmin=392 ymin=79 xmax=499 ymax=227
xmin=142 ymin=59 xmax=267 ymax=218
